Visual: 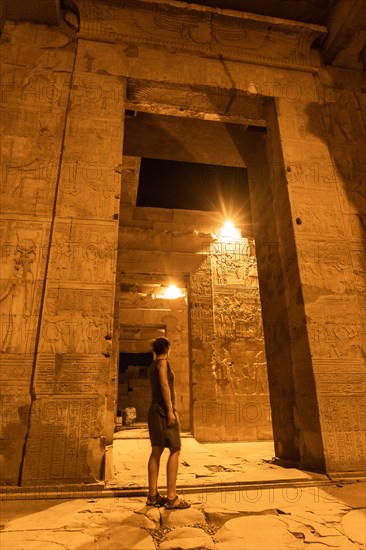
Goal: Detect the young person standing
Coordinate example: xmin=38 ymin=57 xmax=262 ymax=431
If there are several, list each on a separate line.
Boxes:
xmin=146 ymin=337 xmax=190 ymax=509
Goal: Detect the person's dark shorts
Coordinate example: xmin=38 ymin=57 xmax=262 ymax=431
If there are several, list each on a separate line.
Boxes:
xmin=148 ymin=403 xmax=181 ymax=449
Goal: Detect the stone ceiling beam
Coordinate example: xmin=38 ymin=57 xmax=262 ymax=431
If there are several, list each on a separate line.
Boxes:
xmin=321 ymin=0 xmax=366 ymax=70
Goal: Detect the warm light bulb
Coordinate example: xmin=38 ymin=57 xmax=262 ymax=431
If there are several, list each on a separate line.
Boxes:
xmin=155 ymin=285 xmax=186 ymax=299
xmin=223 ymin=221 xmax=235 ymax=232
xmin=219 ymin=220 xmax=241 ymax=241
xmin=164 ymin=285 xmax=181 ymax=299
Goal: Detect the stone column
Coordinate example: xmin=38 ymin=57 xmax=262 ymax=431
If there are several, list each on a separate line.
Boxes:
xmin=247 ymin=134 xmax=312 ymax=468
xmin=0 ymin=21 xmax=76 ymax=485
xmin=249 ymin=77 xmax=365 ymax=473
xmin=273 ymin=78 xmax=365 ymax=473
xmin=20 ymin=39 xmax=125 ymax=484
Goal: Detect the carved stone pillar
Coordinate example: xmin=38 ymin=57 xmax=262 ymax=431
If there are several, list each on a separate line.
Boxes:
xmin=273 ymin=91 xmax=365 ymax=473
xmin=0 ymin=20 xmax=76 ymax=485
xmin=20 ymin=39 xmax=126 ymax=484
xmin=249 ymin=90 xmax=365 ymax=473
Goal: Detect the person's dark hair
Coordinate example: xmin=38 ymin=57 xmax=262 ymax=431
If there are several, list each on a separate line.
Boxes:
xmin=152 ymin=337 xmax=171 ymax=355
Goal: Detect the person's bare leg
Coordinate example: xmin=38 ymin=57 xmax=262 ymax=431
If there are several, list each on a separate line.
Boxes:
xmin=166 ymin=447 xmax=180 ymax=499
xmin=148 ymin=446 xmax=164 ymax=496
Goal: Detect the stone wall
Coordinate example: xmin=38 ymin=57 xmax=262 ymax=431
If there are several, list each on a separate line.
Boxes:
xmin=247 ymin=70 xmax=366 ymax=472
xmin=191 ymin=239 xmax=271 ymax=441
xmin=1 ymin=19 xmax=124 ymax=484
xmin=1 ymin=20 xmax=77 ymax=485
xmin=275 ymin=69 xmax=366 ymax=472
xmin=74 ymin=0 xmax=365 ymax=472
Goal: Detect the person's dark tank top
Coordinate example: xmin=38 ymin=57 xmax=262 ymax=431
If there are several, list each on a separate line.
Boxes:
xmin=150 ymin=359 xmax=176 ymax=405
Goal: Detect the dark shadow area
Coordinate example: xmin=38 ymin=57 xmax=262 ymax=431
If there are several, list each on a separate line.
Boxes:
xmin=305 ymin=96 xmax=366 ymax=258
xmin=181 ymin=0 xmax=334 ymax=25
xmin=119 ymin=352 xmax=153 ymax=375
xmin=124 ymin=112 xmax=252 ymax=167
xmin=137 ymin=158 xmax=249 ymax=215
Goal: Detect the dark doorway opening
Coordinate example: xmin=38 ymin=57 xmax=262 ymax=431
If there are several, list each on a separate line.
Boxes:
xmin=119 ymin=352 xmax=153 ymax=374
xmin=118 ymin=352 xmax=153 ymax=423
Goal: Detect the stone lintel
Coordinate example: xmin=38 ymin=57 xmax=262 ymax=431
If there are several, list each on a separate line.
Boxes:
xmin=126 ymin=78 xmax=266 ymax=125
xmin=75 ymin=0 xmax=326 ymax=69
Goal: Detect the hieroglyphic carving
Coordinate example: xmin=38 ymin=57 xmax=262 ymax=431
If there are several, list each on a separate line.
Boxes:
xmin=211 ymin=240 xmax=257 ymax=285
xmin=0 ymin=354 xmax=34 ymax=389
xmin=349 ymin=244 xmax=366 ymax=310
xmin=313 ymin=359 xmax=366 ymax=396
xmin=230 ymin=344 xmax=268 ymax=392
xmin=34 ymin=354 xmax=108 ymax=395
xmin=54 ymin=71 xmax=125 ymax=219
xmin=290 ymin=187 xmax=346 ymax=238
xmin=316 ymin=372 xmax=365 ymax=395
xmin=336 ymin=398 xmax=365 ymax=432
xmin=57 ymin=160 xmax=121 ymax=220
xmin=191 ymin=319 xmax=215 ymax=344
xmin=214 ymin=289 xmax=261 ymax=339
xmin=319 ymin=396 xmax=366 ymax=470
xmin=190 ymin=237 xmax=271 ymax=440
xmin=322 ymin=90 xmax=364 ymax=145
xmin=0 ymin=25 xmax=124 ymax=483
xmin=55 ymin=355 xmax=107 ymax=395
xmin=48 ymin=221 xmax=117 ymax=284
xmin=1 ymin=60 xmax=72 ymax=216
xmin=211 ymin=240 xmax=268 ymax=402
xmin=307 ymin=297 xmax=365 ymax=359
xmin=0 ymin=57 xmax=72 ymax=109
xmin=0 ymin=354 xmax=33 ymax=446
xmin=22 ymin=396 xmax=99 ymax=481
xmin=0 ymin=154 xmax=60 ymax=216
xmin=0 ymin=390 xmax=31 ymax=482
xmin=39 ymin=286 xmax=114 ymax=354
xmin=190 ymin=255 xmax=214 ymax=345
xmin=211 ymin=342 xmax=268 ymax=396
xmin=276 ymin=82 xmax=365 ymax=470
xmin=298 ymin=241 xmax=355 ymax=296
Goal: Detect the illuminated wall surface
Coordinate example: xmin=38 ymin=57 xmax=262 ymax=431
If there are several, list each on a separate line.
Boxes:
xmin=0 ymin=0 xmax=365 ymax=485
xmin=191 ymin=238 xmax=272 ymax=442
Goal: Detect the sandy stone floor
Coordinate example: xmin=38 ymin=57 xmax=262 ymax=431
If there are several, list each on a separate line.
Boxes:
xmin=1 ymin=436 xmax=365 ymax=549
xmin=0 ymin=482 xmax=365 ymax=549
xmin=110 ymin=431 xmax=326 ymax=489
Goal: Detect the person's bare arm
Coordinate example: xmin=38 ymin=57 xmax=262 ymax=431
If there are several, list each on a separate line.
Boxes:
xmin=157 ymin=360 xmax=176 ymax=426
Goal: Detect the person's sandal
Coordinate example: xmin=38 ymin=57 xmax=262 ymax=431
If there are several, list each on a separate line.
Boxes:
xmin=164 ymin=495 xmax=191 ymax=509
xmin=146 ymin=492 xmax=167 ymax=507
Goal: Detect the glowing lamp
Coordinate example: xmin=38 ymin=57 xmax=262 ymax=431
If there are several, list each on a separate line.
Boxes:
xmin=219 ymin=221 xmax=241 ymax=241
xmin=155 ymin=284 xmax=185 ymax=299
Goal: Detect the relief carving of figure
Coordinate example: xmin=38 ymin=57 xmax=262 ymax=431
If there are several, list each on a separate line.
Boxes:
xmin=0 ymin=235 xmax=37 ymax=352
xmin=254 ymin=361 xmax=269 ymax=394
xmin=213 ymin=347 xmax=237 ymax=394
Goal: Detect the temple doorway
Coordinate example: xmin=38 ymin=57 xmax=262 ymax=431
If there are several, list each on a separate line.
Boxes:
xmin=116 ymin=111 xmax=273 ymax=443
